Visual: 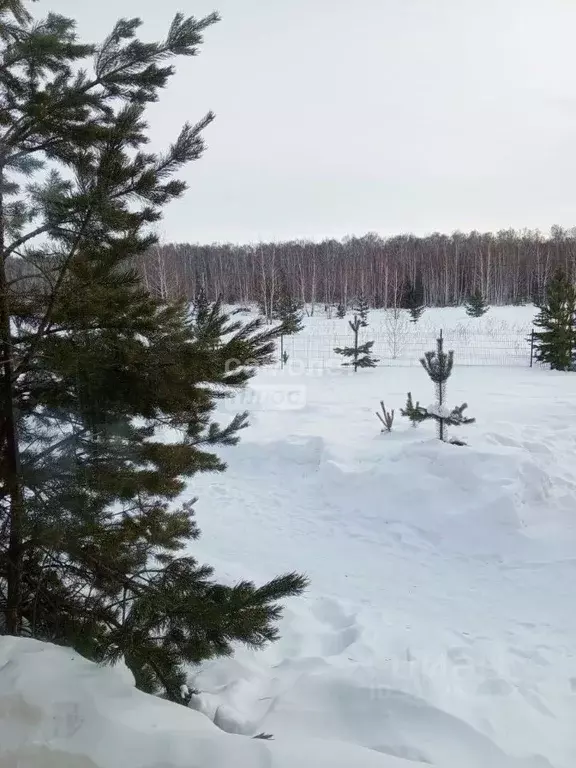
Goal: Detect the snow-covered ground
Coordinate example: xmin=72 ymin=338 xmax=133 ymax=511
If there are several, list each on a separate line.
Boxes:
xmin=2 ymin=305 xmax=575 ymax=768
xmin=184 ymin=306 xmax=576 ymax=768
xmin=0 ymin=637 xmax=423 ymax=768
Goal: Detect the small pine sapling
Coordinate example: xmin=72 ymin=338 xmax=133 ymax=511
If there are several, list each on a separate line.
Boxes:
xmin=420 ymin=332 xmax=452 ymax=441
xmin=334 ymin=315 xmax=378 ymax=372
xmin=416 ymin=333 xmax=475 ymax=442
xmin=376 ymin=401 xmax=395 ymax=432
xmin=400 ymin=392 xmax=427 ymax=427
xmin=336 ymin=303 xmax=346 ymax=319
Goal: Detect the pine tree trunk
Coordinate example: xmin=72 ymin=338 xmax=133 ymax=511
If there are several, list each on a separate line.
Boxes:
xmin=437 ymin=375 xmax=446 ymax=441
xmin=0 ymin=172 xmax=24 ymax=634
xmin=437 ymin=331 xmax=445 ymax=442
xmin=438 ymin=391 xmax=445 ymax=441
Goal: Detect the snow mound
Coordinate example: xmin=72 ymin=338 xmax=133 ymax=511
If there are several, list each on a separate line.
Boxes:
xmin=0 ymin=637 xmax=442 ymax=768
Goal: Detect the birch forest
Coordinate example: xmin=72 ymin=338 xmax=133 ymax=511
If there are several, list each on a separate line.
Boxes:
xmin=138 ymin=226 xmax=576 ymax=309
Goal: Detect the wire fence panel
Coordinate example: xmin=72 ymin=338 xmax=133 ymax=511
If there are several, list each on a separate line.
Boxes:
xmin=280 ymin=329 xmax=532 ymax=369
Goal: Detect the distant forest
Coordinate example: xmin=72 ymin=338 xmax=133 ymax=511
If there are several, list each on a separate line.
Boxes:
xmin=139 ymin=226 xmax=576 ymax=309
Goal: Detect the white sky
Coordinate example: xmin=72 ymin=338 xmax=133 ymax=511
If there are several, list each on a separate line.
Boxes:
xmin=44 ymin=0 xmax=576 ymax=243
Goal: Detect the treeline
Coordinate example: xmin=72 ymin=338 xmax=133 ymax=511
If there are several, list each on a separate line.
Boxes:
xmin=140 ymin=226 xmax=576 ymax=308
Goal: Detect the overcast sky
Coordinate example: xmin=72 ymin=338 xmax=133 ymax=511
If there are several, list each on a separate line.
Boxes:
xmin=45 ymin=0 xmax=576 ymax=243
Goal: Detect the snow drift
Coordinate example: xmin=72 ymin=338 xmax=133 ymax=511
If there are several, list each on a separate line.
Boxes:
xmin=0 ymin=636 xmax=443 ymax=768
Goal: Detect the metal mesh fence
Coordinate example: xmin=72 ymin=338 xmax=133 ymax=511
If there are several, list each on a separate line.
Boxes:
xmin=280 ymin=327 xmax=532 ymax=369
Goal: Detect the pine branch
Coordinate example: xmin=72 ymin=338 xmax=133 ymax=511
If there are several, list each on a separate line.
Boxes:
xmin=400 ymin=391 xmax=426 ymax=426
xmin=14 ymin=210 xmax=93 ymax=377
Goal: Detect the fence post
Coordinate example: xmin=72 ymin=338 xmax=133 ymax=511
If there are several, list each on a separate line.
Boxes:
xmin=529 ymin=328 xmax=535 ymax=368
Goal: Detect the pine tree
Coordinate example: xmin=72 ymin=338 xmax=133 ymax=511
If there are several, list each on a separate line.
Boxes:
xmin=404 ymin=271 xmax=425 ymax=323
xmin=334 ymin=315 xmax=378 ymax=372
xmin=274 ymin=277 xmax=304 ymax=335
xmin=533 ymin=268 xmax=576 ymax=371
xmin=273 ymin=276 xmax=303 ymax=369
xmin=336 ymin=303 xmax=346 ymax=319
xmin=464 ymin=288 xmax=489 ymax=318
xmin=416 ymin=334 xmax=475 ymax=441
xmin=193 ymin=286 xmax=211 ymax=321
xmin=0 ymin=3 xmax=306 ymax=701
xmin=353 ymin=293 xmax=370 ymax=327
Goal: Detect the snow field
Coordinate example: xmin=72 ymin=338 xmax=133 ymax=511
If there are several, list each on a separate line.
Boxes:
xmin=184 ymin=307 xmax=576 ymax=768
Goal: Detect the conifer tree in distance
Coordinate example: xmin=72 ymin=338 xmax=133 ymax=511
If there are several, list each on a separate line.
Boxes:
xmin=334 ymin=315 xmax=378 ymax=372
xmin=273 ymin=275 xmax=303 ymax=368
xmin=194 ymin=285 xmax=211 ymax=320
xmin=405 ymin=271 xmax=426 ymax=323
xmin=464 ymin=288 xmax=489 ymax=318
xmin=274 ymin=276 xmax=304 ymax=335
xmin=533 ymin=267 xmax=576 ymax=371
xmin=0 ymin=2 xmax=306 ymax=702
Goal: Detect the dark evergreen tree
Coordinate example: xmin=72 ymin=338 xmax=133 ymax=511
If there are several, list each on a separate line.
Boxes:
xmin=193 ymin=286 xmax=211 ymax=321
xmin=464 ymin=288 xmax=489 ymax=318
xmin=334 ymin=315 xmax=378 ymax=372
xmin=336 ymin=303 xmax=346 ymax=319
xmin=352 ymin=293 xmax=369 ymax=327
xmin=274 ymin=277 xmax=304 ymax=335
xmin=273 ymin=275 xmax=303 ymax=368
xmin=404 ymin=271 xmax=425 ymax=323
xmin=0 ymin=2 xmax=306 ymax=701
xmin=415 ymin=334 xmax=475 ymax=441
xmin=533 ymin=268 xmax=576 ymax=371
